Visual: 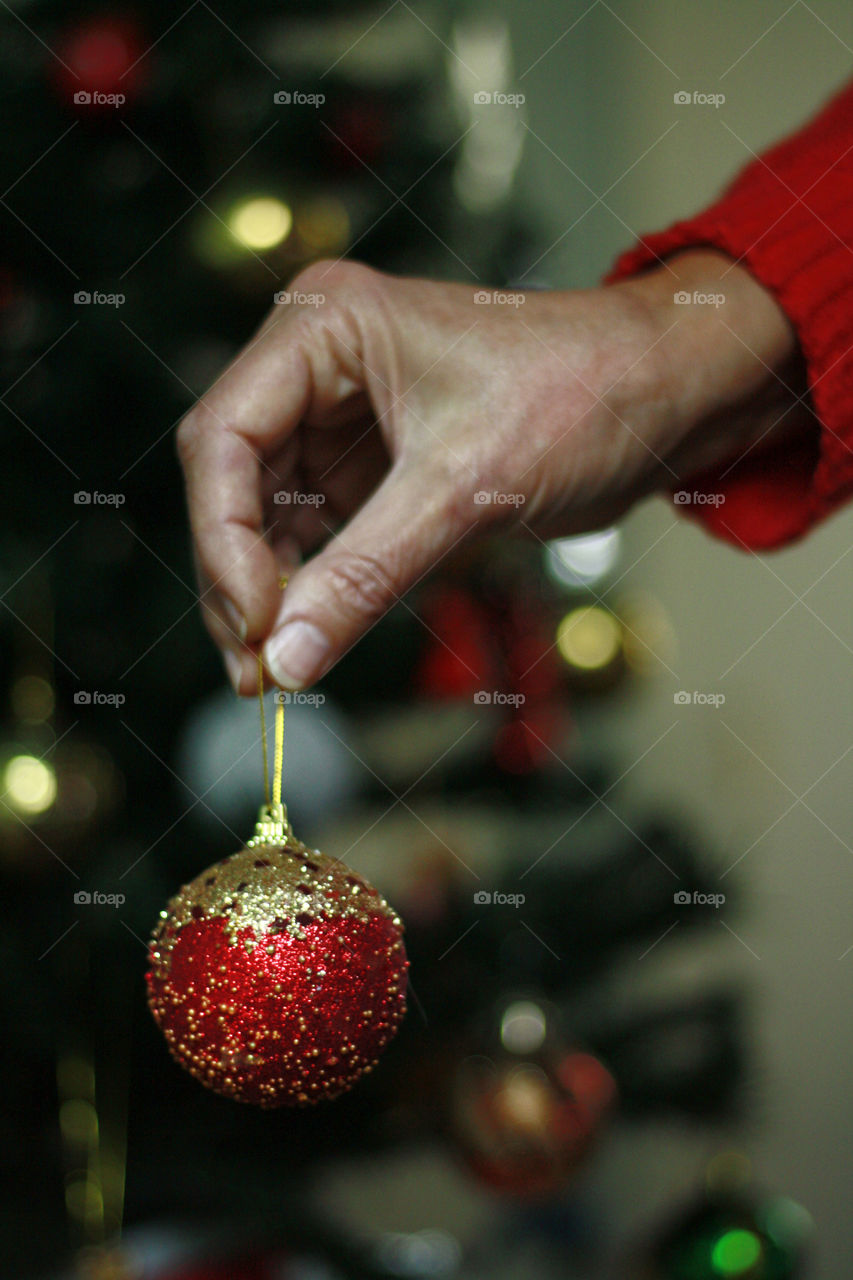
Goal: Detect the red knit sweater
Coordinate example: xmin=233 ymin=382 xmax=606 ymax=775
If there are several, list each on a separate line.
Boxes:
xmin=607 ymin=79 xmax=853 ymax=549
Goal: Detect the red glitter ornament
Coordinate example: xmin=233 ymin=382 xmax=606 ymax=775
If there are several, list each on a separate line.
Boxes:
xmin=149 ymin=586 xmax=407 ymax=1107
xmin=147 ymin=821 xmax=407 ymax=1107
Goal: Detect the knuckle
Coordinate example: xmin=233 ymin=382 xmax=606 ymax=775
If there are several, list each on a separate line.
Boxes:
xmin=291 ymin=257 xmax=379 ymax=299
xmin=323 ymin=552 xmax=395 ymax=622
xmin=175 ymin=411 xmax=203 ymax=466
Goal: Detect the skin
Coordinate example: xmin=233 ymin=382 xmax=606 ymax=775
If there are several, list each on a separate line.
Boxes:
xmin=176 ymin=249 xmax=810 ymax=693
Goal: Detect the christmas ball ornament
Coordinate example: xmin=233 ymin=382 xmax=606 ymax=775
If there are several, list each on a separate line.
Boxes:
xmin=148 ymin=638 xmax=407 ymax=1107
xmin=147 ymin=822 xmax=407 ymax=1107
xmin=450 ymin=997 xmax=617 ymax=1196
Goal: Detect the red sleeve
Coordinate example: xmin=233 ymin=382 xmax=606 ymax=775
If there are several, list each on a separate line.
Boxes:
xmin=606 ymin=80 xmax=853 ymax=550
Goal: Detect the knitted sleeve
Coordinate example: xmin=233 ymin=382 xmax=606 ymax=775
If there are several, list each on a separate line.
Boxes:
xmin=607 ymin=79 xmax=853 ymax=548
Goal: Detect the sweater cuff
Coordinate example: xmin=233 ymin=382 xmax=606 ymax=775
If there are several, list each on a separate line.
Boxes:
xmin=605 ymin=91 xmax=853 ymax=550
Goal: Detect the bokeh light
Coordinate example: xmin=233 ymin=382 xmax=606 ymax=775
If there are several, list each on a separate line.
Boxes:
xmin=10 ymin=674 xmax=55 ymax=724
xmin=296 ymin=196 xmax=350 ymax=253
xmin=227 ymin=196 xmax=292 ymax=250
xmin=59 ymin=1099 xmax=99 ymax=1145
xmin=711 ymin=1228 xmax=763 ymax=1274
xmin=556 ymin=605 xmax=622 ymax=672
xmin=500 ymin=1000 xmax=547 ymax=1055
xmin=545 ymin=529 xmax=621 ymax=589
xmin=3 ymin=754 xmax=57 ymax=815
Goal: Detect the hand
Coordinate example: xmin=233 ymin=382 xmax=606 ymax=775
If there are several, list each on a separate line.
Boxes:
xmin=177 ymin=252 xmax=804 ymax=693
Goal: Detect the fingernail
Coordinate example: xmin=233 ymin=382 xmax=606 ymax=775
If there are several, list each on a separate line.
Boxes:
xmin=265 ymin=621 xmax=330 ymax=689
xmin=222 ymin=598 xmax=247 ymax=642
xmin=223 ymin=650 xmax=243 ymax=692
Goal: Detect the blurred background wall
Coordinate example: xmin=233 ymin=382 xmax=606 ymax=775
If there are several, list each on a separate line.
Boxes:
xmin=497 ymin=0 xmax=853 ymax=1265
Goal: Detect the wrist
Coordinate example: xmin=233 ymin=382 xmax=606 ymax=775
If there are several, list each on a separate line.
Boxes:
xmin=616 ymin=250 xmax=806 ymax=480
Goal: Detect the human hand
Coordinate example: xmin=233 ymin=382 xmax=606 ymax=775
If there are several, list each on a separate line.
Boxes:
xmin=177 ymin=251 xmax=803 ymax=693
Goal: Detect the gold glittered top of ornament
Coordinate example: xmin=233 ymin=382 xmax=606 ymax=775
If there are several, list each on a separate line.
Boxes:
xmin=152 ymin=838 xmax=402 ymax=960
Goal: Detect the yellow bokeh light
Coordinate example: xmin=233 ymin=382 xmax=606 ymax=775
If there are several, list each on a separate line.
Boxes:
xmin=4 ymin=754 xmax=57 ymax=815
xmin=706 ymin=1149 xmax=752 ymax=1195
xmin=60 ymin=1098 xmax=99 ymax=1145
xmin=65 ymin=1175 xmax=103 ymax=1223
xmin=556 ymin=606 xmax=622 ymax=672
xmin=296 ymin=196 xmax=350 ymax=253
xmin=228 ymin=197 xmax=292 ymax=250
xmin=11 ymin=674 xmax=55 ymax=724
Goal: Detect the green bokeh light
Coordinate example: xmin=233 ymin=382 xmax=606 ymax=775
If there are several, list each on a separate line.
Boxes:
xmin=712 ymin=1228 xmax=763 ymax=1273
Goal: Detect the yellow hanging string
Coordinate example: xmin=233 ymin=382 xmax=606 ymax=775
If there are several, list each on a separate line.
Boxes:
xmin=248 ymin=574 xmax=291 ymax=849
xmin=258 ymin=654 xmax=270 ymax=809
xmin=273 ymin=675 xmax=284 ymax=809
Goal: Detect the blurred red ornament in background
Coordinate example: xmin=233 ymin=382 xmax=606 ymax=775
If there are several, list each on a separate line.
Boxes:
xmin=450 ymin=998 xmax=617 ymax=1197
xmin=56 ymin=18 xmax=147 ymax=107
xmin=324 ymin=98 xmax=391 ymax=169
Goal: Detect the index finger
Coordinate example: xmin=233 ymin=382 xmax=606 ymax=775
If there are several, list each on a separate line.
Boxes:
xmin=176 ymin=316 xmax=311 ymax=643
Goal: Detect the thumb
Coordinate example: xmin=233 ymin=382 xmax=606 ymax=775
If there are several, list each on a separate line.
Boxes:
xmin=262 ymin=462 xmax=470 ymax=689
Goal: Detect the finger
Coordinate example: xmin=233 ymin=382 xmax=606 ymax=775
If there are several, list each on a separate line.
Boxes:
xmin=198 ymin=532 xmax=304 ymax=694
xmin=195 ymin=557 xmax=255 ymax=694
xmin=262 ymin=461 xmax=471 ymax=689
xmin=177 ymin=276 xmax=373 ymax=642
xmin=177 ymin=315 xmax=318 ymax=642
